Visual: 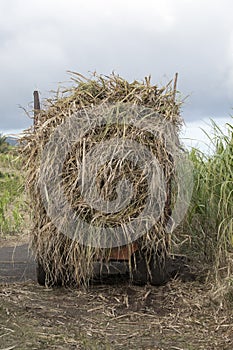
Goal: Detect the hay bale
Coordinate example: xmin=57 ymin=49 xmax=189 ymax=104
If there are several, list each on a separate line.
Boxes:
xmin=21 ymin=72 xmax=183 ymax=286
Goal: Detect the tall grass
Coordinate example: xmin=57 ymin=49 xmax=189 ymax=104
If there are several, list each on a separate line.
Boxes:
xmin=0 ymin=152 xmax=25 ymax=235
xmin=183 ymin=118 xmax=232 ymax=283
xmin=0 ymin=133 xmax=9 ymax=153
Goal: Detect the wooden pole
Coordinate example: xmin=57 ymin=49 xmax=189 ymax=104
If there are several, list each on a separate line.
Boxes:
xmin=33 ymin=90 xmax=40 ymax=126
xmin=173 ymin=72 xmax=178 ymax=102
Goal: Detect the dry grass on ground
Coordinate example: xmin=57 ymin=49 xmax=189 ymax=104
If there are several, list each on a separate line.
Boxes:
xmin=0 ymin=279 xmax=232 ymax=350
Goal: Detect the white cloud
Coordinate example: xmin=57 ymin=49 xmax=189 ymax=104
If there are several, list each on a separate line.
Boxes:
xmin=181 ymin=116 xmax=233 ymax=154
xmin=0 ymin=0 xmax=233 ymax=130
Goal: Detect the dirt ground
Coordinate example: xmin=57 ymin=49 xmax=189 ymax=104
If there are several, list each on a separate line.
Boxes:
xmin=0 ymin=236 xmax=232 ymax=350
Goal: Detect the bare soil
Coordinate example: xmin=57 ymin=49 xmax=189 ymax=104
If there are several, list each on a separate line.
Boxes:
xmin=0 ymin=237 xmax=232 ymax=350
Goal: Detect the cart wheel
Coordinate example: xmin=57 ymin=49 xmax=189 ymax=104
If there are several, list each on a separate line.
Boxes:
xmin=36 ymin=261 xmax=46 ymax=286
xmin=131 ymin=250 xmax=149 ymax=285
xmin=131 ymin=249 xmax=169 ymax=286
xmin=149 ymin=253 xmax=169 ymax=286
xmin=36 ymin=261 xmax=63 ymax=287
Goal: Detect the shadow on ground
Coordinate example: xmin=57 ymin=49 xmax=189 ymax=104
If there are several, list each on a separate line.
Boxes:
xmin=0 ymin=243 xmax=36 ymax=283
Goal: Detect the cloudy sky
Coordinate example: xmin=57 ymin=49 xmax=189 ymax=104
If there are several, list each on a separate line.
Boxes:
xmin=0 ymin=0 xmax=232 ymax=150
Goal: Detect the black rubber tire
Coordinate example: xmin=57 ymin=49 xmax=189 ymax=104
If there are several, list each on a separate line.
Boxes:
xmin=36 ymin=261 xmax=46 ymax=286
xmin=149 ymin=254 xmax=169 ymax=286
xmin=131 ymin=250 xmax=149 ymax=285
xmin=131 ymin=249 xmax=169 ymax=286
xmin=36 ymin=261 xmax=63 ymax=287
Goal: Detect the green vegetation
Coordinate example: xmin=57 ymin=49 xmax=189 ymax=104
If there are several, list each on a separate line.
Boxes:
xmin=0 ymin=146 xmax=25 ymax=235
xmin=182 ymin=118 xmax=233 ymax=285
xmin=0 ymin=133 xmax=11 ymax=153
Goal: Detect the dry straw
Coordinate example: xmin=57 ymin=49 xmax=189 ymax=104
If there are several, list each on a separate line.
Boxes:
xmin=21 ymin=72 xmax=183 ymax=286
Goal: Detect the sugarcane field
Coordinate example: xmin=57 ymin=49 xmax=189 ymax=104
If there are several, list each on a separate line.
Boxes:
xmin=0 ymin=72 xmax=232 ymax=350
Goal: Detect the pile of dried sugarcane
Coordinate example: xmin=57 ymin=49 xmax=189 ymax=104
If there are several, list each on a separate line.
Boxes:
xmin=21 ymin=72 xmax=183 ymax=286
